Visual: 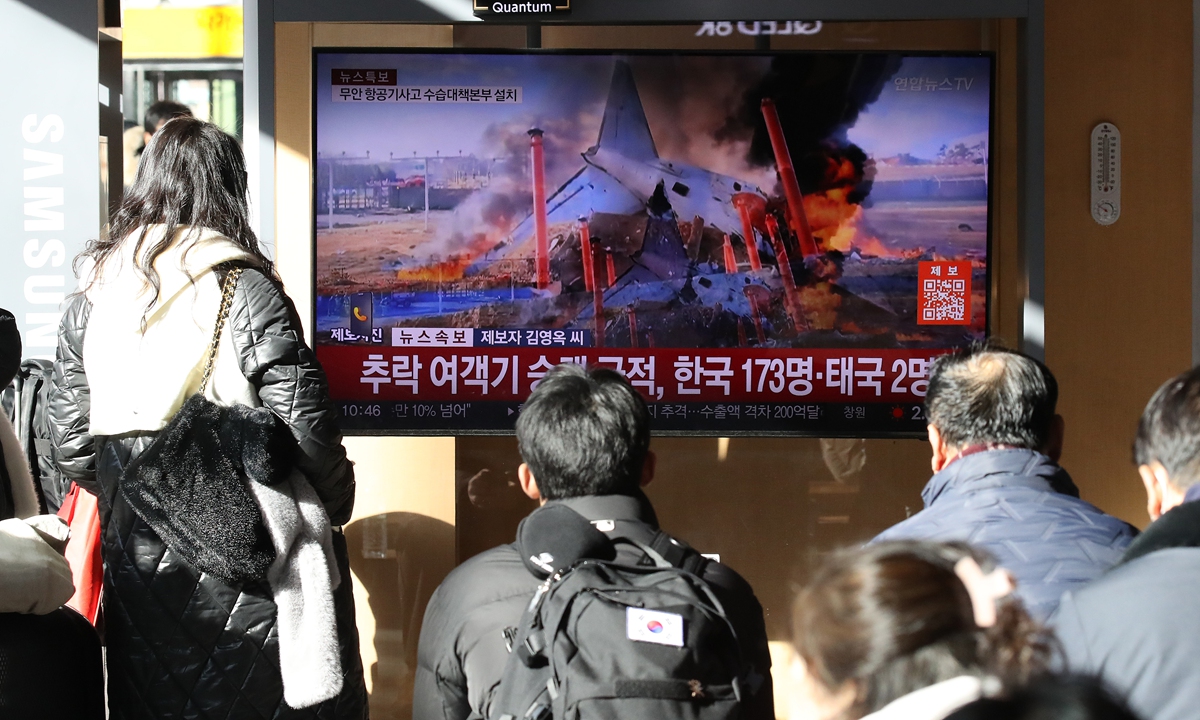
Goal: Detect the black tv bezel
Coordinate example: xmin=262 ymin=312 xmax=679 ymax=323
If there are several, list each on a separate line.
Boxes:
xmin=310 ymin=47 xmax=996 ymax=438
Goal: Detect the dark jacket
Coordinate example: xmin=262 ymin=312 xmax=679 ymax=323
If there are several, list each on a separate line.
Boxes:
xmin=872 ymin=448 xmax=1136 ymax=620
xmin=48 ymin=267 xmax=368 ymax=720
xmin=1053 ymin=499 xmax=1200 ymax=720
xmin=413 ymin=493 xmax=774 ymax=720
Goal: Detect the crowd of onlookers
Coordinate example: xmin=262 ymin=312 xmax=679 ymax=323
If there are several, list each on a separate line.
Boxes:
xmin=415 ymin=348 xmax=1200 ymax=720
xmin=0 ymin=116 xmax=1196 ymax=719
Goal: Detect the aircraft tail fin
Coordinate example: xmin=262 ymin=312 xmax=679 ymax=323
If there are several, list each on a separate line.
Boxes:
xmin=595 ymin=60 xmax=658 ymax=160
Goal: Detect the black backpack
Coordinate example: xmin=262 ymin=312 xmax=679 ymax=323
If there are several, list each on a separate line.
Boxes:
xmin=488 ymin=505 xmax=750 ymax=720
xmin=8 ymin=359 xmax=67 ymax=513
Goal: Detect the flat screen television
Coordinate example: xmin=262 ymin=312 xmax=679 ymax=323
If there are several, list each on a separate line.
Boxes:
xmin=312 ymin=49 xmax=993 ymax=435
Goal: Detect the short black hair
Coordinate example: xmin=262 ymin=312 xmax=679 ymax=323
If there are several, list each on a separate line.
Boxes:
xmin=925 ymin=344 xmax=1058 ymax=451
xmin=1134 ymin=366 xmax=1200 ymax=489
xmin=144 ymin=101 xmax=193 ymax=135
xmin=515 ymin=364 xmax=651 ymax=500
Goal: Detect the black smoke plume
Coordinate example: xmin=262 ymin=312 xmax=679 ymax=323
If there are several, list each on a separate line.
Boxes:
xmin=724 ymin=54 xmax=903 ymax=199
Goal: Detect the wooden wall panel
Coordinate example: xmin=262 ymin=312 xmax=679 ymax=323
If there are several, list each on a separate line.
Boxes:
xmin=274 ymin=22 xmax=314 ymax=322
xmin=990 ymin=19 xmax=1022 ymax=346
xmin=1044 ymin=0 xmax=1192 ymax=525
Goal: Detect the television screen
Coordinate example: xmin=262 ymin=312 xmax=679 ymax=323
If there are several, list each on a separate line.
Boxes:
xmin=313 ymin=50 xmax=992 ymax=435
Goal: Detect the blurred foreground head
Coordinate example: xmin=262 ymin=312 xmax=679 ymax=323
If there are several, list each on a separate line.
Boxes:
xmin=515 ymin=364 xmax=652 ymax=501
xmin=1134 ymin=366 xmax=1200 ymax=520
xmin=925 ymin=345 xmax=1063 ymax=471
xmin=791 ymin=541 xmax=1050 ymax=720
xmin=944 ymin=675 xmax=1143 ymax=720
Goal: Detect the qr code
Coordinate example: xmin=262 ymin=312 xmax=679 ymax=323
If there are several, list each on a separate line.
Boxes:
xmin=918 ymin=261 xmax=971 ymax=325
xmin=922 ymin=279 xmax=967 ymax=321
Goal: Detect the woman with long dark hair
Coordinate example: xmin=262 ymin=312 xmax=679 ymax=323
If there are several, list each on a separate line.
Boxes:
xmin=48 ymin=118 xmax=368 ymax=719
xmin=790 ymin=541 xmax=1051 ymax=720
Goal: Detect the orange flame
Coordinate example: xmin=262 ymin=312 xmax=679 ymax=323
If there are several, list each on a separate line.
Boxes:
xmin=396 ymin=254 xmax=474 ymax=282
xmin=853 ymin=235 xmax=921 ymax=259
xmin=798 ymin=156 xmax=910 ymax=257
xmin=796 ymin=281 xmax=843 ymax=330
xmin=801 ymin=157 xmax=866 ymax=253
xmin=396 ymin=232 xmax=499 ymax=283
xmin=802 ymin=192 xmax=860 ymax=251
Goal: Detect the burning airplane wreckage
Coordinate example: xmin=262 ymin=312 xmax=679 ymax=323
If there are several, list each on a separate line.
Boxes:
xmin=375 ymin=60 xmax=983 ymax=349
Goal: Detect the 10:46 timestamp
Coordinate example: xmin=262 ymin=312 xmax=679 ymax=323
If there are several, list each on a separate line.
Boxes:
xmin=340 ymin=403 xmax=382 ymax=418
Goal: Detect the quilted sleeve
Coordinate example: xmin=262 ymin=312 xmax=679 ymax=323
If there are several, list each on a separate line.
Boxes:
xmin=49 ymin=293 xmax=98 ymax=494
xmin=227 ymin=269 xmax=355 ymax=525
xmin=413 ymin=581 xmax=473 ymax=720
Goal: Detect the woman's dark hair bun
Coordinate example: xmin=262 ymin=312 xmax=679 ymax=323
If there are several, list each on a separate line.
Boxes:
xmin=792 ymin=541 xmax=1052 ymax=717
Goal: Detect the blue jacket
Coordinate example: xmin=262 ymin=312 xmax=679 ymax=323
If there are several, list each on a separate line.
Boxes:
xmin=872 ymin=448 xmax=1136 ymax=620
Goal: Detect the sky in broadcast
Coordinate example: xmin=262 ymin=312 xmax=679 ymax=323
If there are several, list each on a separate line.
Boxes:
xmin=315 ymin=52 xmax=992 ymax=180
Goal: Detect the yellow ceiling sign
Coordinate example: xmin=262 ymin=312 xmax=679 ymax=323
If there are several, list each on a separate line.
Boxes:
xmin=123 ymin=6 xmax=243 ymax=59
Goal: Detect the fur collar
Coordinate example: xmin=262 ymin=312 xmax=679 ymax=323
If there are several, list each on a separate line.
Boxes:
xmin=83 ymin=225 xmax=261 ymax=435
xmin=1119 ymin=500 xmax=1200 ymax=566
xmin=86 ymin=224 xmax=258 ymax=311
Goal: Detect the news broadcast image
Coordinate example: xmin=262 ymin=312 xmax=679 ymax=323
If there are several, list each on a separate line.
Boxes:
xmin=313 ymin=51 xmax=992 ymax=434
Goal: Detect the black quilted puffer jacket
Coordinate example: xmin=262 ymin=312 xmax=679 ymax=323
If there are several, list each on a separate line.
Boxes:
xmin=48 ymin=267 xmax=369 ymax=720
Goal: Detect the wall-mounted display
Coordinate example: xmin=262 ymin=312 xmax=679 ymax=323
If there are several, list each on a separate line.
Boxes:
xmin=313 ymin=49 xmax=992 ymax=434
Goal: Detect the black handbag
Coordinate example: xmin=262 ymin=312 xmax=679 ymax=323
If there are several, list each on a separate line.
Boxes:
xmin=119 ymin=267 xmax=295 ymax=585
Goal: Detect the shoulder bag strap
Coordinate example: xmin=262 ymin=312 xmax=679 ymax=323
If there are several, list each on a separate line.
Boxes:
xmin=198 ymin=267 xmax=243 ymax=395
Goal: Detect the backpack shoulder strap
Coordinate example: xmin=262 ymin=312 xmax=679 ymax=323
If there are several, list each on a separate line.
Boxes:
xmin=610 ymin=525 xmax=710 ymax=575
xmin=648 ymin=530 xmax=710 ymax=575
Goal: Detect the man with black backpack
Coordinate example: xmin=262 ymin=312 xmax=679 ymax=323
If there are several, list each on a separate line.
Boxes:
xmin=413 ymin=364 xmax=774 ymax=720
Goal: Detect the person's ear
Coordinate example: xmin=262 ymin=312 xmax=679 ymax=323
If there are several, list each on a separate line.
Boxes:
xmin=1140 ymin=463 xmax=1164 ymax=521
xmin=928 ymin=424 xmax=953 ymax=473
xmin=640 ymin=450 xmax=656 ymax=488
xmin=143 ymin=130 xmax=153 ymax=148
xmin=1137 ymin=463 xmax=1166 ymax=520
xmin=1044 ymin=414 xmax=1065 ymax=462
xmin=1141 ymin=461 xmax=1185 ymax=521
xmin=517 ymin=463 xmax=543 ymax=503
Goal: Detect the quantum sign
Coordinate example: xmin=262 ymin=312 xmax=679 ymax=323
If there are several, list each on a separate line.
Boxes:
xmin=473 ymin=0 xmax=570 ymax=16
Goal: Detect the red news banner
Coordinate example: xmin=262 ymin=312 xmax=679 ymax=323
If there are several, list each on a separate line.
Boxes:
xmin=319 ymin=347 xmax=948 ymax=404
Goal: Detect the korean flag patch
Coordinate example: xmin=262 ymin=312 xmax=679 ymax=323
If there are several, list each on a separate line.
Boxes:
xmin=626 ymin=607 xmax=684 ymax=647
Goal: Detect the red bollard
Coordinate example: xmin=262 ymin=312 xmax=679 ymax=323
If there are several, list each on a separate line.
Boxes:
xmin=770 ymin=233 xmax=807 ymax=332
xmin=765 ymin=214 xmax=785 ymax=255
xmin=529 ymin=129 xmax=550 ymax=290
xmin=733 ymin=196 xmax=763 ymax=271
xmin=722 ymin=233 xmax=738 ymax=273
xmin=579 ymin=216 xmax=594 ymax=292
xmin=593 ymin=248 xmax=606 ymax=348
xmin=743 ymin=286 xmax=768 ymax=345
xmin=760 ymin=99 xmax=818 ymax=258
